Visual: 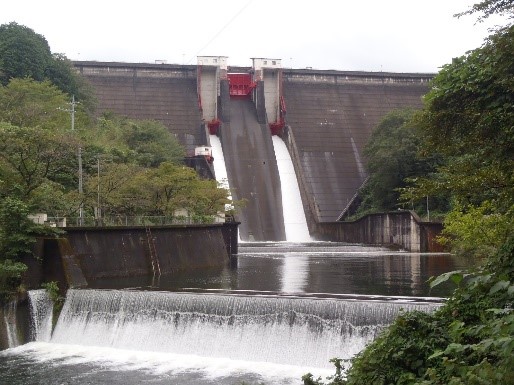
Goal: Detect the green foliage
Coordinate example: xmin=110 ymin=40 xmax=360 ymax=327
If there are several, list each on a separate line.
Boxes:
xmin=0 ymin=22 xmax=96 ymax=110
xmin=41 ymin=281 xmax=60 ymax=303
xmin=88 ymin=114 xmax=184 ymax=167
xmin=41 ymin=281 xmax=64 ymax=318
xmin=123 ymin=119 xmax=185 ymax=167
xmin=414 ymin=26 xmax=514 ymax=197
xmin=0 ymin=78 xmax=70 ymax=129
xmin=83 ymin=161 xmax=230 ymax=221
xmin=356 ymin=109 xmax=447 ymax=217
xmin=437 ymin=201 xmax=513 ymax=258
xmin=343 ymin=311 xmax=449 ymax=385
xmin=0 ymin=259 xmax=27 ymax=302
xmin=45 ymin=53 xmax=96 ymax=114
xmin=303 ymin=358 xmax=347 ymax=385
xmin=315 ymin=238 xmax=514 ymax=385
xmin=0 ymin=122 xmax=78 ymax=198
xmin=419 ymin=241 xmax=514 ymax=384
xmin=0 ymin=197 xmax=38 ymax=260
xmin=402 ymin=25 xmax=514 ymax=255
xmin=0 ymin=22 xmax=52 ymax=85
xmin=455 ymin=0 xmax=514 ymax=22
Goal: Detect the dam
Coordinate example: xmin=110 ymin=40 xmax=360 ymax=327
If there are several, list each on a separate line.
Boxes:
xmin=74 ymin=59 xmax=432 ymax=241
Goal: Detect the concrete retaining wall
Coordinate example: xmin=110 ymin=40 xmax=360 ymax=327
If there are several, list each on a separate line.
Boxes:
xmin=0 ymin=300 xmax=30 ymax=350
xmin=26 ymin=223 xmax=238 ymax=290
xmin=0 ymin=223 xmax=239 ymax=350
xmin=312 ymin=211 xmax=444 ymax=252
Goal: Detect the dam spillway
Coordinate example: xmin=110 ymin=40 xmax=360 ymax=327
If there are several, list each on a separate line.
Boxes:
xmin=219 ymin=98 xmax=286 ymax=241
xmin=74 ymin=61 xmax=431 ymax=236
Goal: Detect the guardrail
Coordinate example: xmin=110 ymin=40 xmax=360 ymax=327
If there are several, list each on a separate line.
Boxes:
xmin=45 ymin=215 xmax=228 ymax=227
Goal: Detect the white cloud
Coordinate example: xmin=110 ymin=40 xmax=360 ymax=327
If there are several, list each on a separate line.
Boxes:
xmin=1 ymin=0 xmax=509 ymax=72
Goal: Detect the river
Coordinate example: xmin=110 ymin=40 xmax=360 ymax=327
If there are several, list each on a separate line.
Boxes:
xmin=0 ymin=242 xmax=474 ymax=385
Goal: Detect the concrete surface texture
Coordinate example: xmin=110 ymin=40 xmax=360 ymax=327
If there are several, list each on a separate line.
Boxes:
xmin=282 ymin=70 xmax=431 ymax=222
xmin=75 ymin=62 xmax=431 ymax=232
xmin=220 ymin=99 xmax=286 ymax=241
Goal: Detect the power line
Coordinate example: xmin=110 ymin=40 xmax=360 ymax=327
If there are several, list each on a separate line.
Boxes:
xmin=187 ymin=0 xmax=253 ymax=64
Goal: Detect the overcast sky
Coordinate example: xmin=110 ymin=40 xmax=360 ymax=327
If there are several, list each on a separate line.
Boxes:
xmin=1 ymin=0 xmax=509 ymax=73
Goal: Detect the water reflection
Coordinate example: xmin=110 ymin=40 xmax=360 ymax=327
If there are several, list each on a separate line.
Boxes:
xmin=281 ymin=253 xmax=309 ymax=292
xmin=89 ymin=242 xmax=477 ymax=297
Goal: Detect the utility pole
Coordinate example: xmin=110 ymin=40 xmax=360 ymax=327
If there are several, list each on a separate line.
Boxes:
xmin=61 ymin=96 xmax=84 ymax=225
xmin=97 ymin=157 xmax=101 ymax=223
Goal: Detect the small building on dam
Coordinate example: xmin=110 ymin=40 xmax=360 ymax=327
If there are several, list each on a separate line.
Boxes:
xmin=74 ymin=58 xmax=434 ymax=247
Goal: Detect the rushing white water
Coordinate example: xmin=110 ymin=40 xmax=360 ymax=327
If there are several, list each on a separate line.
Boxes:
xmin=3 ymin=341 xmax=324 ymax=384
xmin=28 ymin=289 xmax=53 ymax=342
xmin=3 ymin=301 xmax=20 ymax=348
xmin=210 ymin=134 xmax=232 ymax=207
xmin=51 ymin=289 xmax=439 ymax=369
xmin=272 ymin=136 xmax=311 ymax=241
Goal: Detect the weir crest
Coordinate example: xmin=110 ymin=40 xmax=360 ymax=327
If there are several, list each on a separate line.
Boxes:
xmin=49 ymin=289 xmax=440 ymax=368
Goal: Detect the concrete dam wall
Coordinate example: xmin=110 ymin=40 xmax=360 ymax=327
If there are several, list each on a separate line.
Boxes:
xmin=75 ymin=61 xmax=432 ymax=236
xmin=282 ymin=69 xmax=431 ymax=223
xmin=75 ymin=61 xmax=204 ymax=154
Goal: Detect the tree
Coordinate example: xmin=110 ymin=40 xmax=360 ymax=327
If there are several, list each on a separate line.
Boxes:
xmin=402 ymin=25 xmax=514 ymax=255
xmin=356 ymin=109 xmax=446 ymax=216
xmin=0 ymin=197 xmax=39 ymax=260
xmin=45 ymin=53 xmax=97 ymax=114
xmin=188 ymin=178 xmax=231 ymax=221
xmin=88 ymin=114 xmax=185 ymax=167
xmin=0 ymin=78 xmax=71 ymax=129
xmin=456 ymin=0 xmax=514 ymax=22
xmin=311 ymin=8 xmax=514 ymax=385
xmin=141 ymin=162 xmax=204 ymax=215
xmin=0 ymin=22 xmax=52 ymax=85
xmin=123 ymin=119 xmax=185 ymax=167
xmin=0 ymin=22 xmax=96 ymax=111
xmin=83 ymin=162 xmax=231 ymax=221
xmin=83 ymin=162 xmax=145 ymax=216
xmin=0 ymin=123 xmax=78 ymax=199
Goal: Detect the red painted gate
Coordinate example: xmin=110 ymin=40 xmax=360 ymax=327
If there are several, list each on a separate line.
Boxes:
xmin=228 ymin=73 xmax=256 ymax=97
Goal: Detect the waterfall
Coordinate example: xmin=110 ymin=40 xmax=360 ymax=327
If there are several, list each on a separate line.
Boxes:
xmin=210 ymin=134 xmax=232 ymax=208
xmin=211 ymin=134 xmax=241 ymax=241
xmin=3 ymin=301 xmax=20 ymax=348
xmin=272 ymin=136 xmax=311 ymax=242
xmin=51 ymin=289 xmax=439 ymax=368
xmin=28 ymin=289 xmax=53 ymax=342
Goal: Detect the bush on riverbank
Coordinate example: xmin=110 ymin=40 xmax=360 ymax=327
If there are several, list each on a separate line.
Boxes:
xmin=0 ymin=197 xmax=60 ymax=303
xmin=305 ymin=3 xmax=514 ymax=382
xmin=303 ymin=237 xmax=514 ymax=385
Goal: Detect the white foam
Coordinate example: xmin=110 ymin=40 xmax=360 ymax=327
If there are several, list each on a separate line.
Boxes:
xmin=272 ymin=136 xmax=311 ymax=242
xmin=3 ymin=342 xmax=332 ymax=385
xmin=28 ymin=289 xmax=53 ymax=342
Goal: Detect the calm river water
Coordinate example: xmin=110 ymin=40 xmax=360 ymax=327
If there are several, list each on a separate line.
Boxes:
xmin=89 ymin=242 xmax=472 ymax=297
xmin=0 ymin=242 xmax=476 ymax=385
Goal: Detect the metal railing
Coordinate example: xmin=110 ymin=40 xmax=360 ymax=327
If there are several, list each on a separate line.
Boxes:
xmin=45 ymin=215 xmax=227 ymax=227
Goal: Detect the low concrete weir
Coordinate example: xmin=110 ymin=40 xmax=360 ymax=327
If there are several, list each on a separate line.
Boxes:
xmin=51 ymin=289 xmax=441 ymax=368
